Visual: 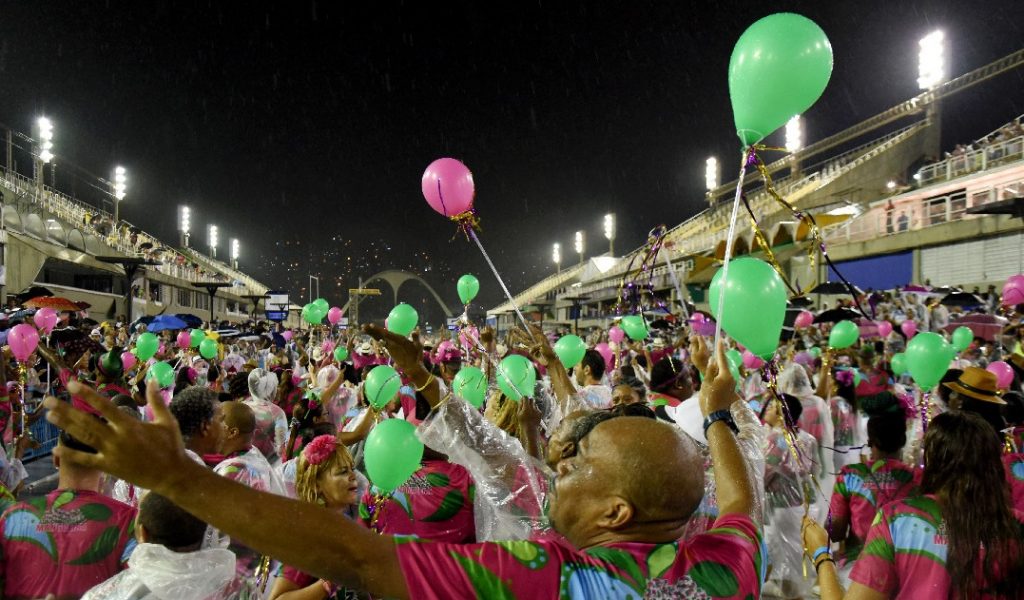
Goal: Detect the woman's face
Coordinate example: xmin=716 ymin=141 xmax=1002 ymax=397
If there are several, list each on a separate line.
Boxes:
xmin=317 ymin=458 xmax=359 ymax=507
xmin=763 ymin=401 xmax=781 ymax=428
xmin=611 ymin=384 xmax=639 ymax=406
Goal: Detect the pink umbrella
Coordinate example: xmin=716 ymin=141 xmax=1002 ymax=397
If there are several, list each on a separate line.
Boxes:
xmin=942 ymin=314 xmax=1008 ymax=342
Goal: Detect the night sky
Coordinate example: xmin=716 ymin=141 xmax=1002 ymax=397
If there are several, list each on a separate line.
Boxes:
xmin=1 ymin=1 xmax=1023 ymax=324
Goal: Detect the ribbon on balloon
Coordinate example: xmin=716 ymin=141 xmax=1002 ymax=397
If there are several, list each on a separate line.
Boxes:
xmin=422 ymin=157 xmax=531 ymax=332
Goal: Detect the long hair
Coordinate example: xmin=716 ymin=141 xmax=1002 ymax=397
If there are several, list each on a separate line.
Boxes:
xmin=921 ymin=411 xmax=1024 ymax=598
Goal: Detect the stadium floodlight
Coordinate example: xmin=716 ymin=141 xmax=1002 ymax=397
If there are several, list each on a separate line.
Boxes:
xmin=705 ymin=157 xmax=719 ymax=191
xmin=603 ymin=213 xmax=615 ymax=255
xmin=112 ymin=166 xmax=127 ymax=222
xmin=231 ymin=238 xmax=240 ymax=268
xmin=887 ymin=180 xmax=897 ymax=190
xmin=785 ymin=116 xmax=803 ymax=152
xmin=208 ymin=224 xmax=219 ymax=258
xmin=179 ymin=205 xmax=191 ymax=248
xmin=574 ymin=230 xmax=585 ymax=264
xmin=917 ymin=30 xmax=946 ymax=90
xmin=552 ymin=242 xmax=562 ymax=273
xmin=36 ymin=117 xmax=54 ymax=163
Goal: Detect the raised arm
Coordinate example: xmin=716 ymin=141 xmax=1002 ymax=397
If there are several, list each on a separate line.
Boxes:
xmin=700 ymin=341 xmax=755 ymax=520
xmin=362 ymin=325 xmax=438 ymax=408
xmin=45 ymin=380 xmax=410 ymax=599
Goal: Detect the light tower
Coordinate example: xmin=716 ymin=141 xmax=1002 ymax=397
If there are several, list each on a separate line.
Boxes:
xmin=34 ymin=117 xmax=54 ymax=196
xmin=785 ymin=116 xmax=803 ymax=176
xmin=208 ymin=224 xmax=219 ymax=259
xmin=552 ymin=242 xmax=562 ymax=274
xmin=112 ymin=166 xmax=127 ymax=223
xmin=705 ymin=157 xmax=719 ymax=205
xmin=603 ymin=213 xmax=615 ymax=255
xmin=574 ymin=231 xmax=585 ymax=265
xmin=178 ymin=205 xmax=191 ymax=248
xmin=230 ymin=238 xmax=240 ymax=269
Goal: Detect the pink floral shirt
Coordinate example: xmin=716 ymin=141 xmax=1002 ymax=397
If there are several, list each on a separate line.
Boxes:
xmin=395 ymin=513 xmax=763 ymax=599
xmin=359 ymin=460 xmax=476 ymax=543
xmin=828 ymin=458 xmax=919 ymax=560
xmin=0 ymin=489 xmax=137 ymax=600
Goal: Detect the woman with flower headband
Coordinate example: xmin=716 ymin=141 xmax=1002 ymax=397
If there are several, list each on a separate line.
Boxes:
xmin=270 ymin=434 xmax=365 ymax=600
xmin=827 ymin=392 xmax=918 ymax=585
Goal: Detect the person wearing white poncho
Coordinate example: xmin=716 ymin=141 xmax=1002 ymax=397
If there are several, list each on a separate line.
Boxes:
xmin=82 ymin=492 xmax=258 ymax=600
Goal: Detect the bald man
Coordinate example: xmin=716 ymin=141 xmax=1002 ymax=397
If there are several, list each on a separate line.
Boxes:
xmin=45 ymin=336 xmax=762 ymax=598
xmin=213 ymin=401 xmax=285 ymax=579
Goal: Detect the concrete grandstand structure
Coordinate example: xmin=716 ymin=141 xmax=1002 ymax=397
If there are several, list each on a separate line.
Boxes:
xmin=488 ymin=49 xmax=1024 ymax=334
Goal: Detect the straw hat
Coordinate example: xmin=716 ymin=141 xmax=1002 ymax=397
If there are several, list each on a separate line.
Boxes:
xmin=943 ymin=366 xmax=1005 ymax=404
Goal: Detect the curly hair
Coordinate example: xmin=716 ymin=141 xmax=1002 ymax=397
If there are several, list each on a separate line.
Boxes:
xmin=227 ymin=372 xmax=249 ymax=400
xmin=294 ymin=440 xmax=354 ymax=505
xmin=169 ymin=386 xmax=218 ymax=441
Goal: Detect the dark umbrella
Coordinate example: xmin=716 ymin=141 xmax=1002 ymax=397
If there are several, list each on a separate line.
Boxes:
xmin=788 ymin=296 xmax=814 ymax=307
xmin=49 ymin=327 xmax=87 ymax=346
xmin=814 ymin=307 xmax=861 ymax=324
xmin=810 ymin=281 xmax=863 ymax=295
xmin=15 ymin=286 xmax=54 ymax=303
xmin=173 ymin=313 xmax=204 ymax=329
xmin=130 ymin=315 xmax=156 ymax=331
xmin=939 ymin=292 xmax=985 ymax=308
xmin=148 ymin=315 xmax=189 ymax=332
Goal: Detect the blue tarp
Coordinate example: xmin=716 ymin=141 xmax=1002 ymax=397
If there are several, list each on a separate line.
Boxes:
xmin=829 ymin=251 xmax=913 ymax=291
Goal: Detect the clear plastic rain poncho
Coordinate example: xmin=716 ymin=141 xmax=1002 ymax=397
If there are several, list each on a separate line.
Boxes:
xmin=80 ymin=543 xmax=260 ymax=600
xmin=681 ymin=399 xmax=767 ymax=539
xmin=778 ymin=363 xmax=835 ymax=496
xmin=763 ymin=424 xmax=820 ymax=599
xmin=417 ymin=383 xmax=552 ymax=542
xmin=244 ymin=368 xmax=288 ymax=466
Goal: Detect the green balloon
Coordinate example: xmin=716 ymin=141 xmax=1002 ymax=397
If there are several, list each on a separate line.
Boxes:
xmin=135 ymin=332 xmax=159 ymax=361
xmin=729 ymin=13 xmax=833 ymax=147
xmin=725 ymin=348 xmax=743 ymax=384
xmin=334 ymin=347 xmax=349 ymax=362
xmin=891 ymin=352 xmax=908 ymax=375
xmin=387 ymin=303 xmax=419 ymax=337
xmin=709 ymin=258 xmax=787 ymax=360
xmin=302 ymin=303 xmax=323 ymax=325
xmin=364 ymin=419 xmax=423 ymax=493
xmin=620 ymin=315 xmax=649 ymax=342
xmin=828 ymin=320 xmax=860 ymax=350
xmin=553 ymin=334 xmax=587 ymax=369
xmin=365 ymin=365 xmax=402 ymax=409
xmin=951 ymin=326 xmax=974 ymax=352
xmin=451 ymin=366 xmax=487 ymax=408
xmin=905 ymin=332 xmax=954 ymax=389
xmin=199 ymin=338 xmax=218 ymax=360
xmin=189 ymin=328 xmax=205 ymax=348
xmin=807 ymin=346 xmax=822 ymax=359
xmin=146 ymin=361 xmax=175 ymax=388
xmin=313 ymin=298 xmax=329 ymax=314
xmin=497 ymin=354 xmax=536 ymax=401
xmin=457 ymin=274 xmax=480 ymax=305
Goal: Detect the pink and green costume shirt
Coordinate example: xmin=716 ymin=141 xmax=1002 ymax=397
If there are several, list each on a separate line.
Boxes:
xmin=828 ymin=458 xmax=918 ymax=560
xmin=0 ymin=489 xmax=137 ymax=600
xmin=395 ymin=513 xmax=763 ymax=599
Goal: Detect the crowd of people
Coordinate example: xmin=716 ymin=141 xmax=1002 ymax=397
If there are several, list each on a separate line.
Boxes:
xmin=0 ymin=278 xmax=1022 ymax=599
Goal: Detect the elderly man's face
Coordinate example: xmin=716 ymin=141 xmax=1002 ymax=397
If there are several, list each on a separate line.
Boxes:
xmin=611 ymin=384 xmax=640 ymax=406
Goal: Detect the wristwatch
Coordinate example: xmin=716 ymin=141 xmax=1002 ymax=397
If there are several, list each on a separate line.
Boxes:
xmin=703 ymin=409 xmax=739 ymax=436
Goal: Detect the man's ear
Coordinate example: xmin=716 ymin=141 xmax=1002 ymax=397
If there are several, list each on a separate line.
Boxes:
xmin=136 ymin=522 xmax=148 ymax=544
xmin=597 ymin=496 xmax=634 ymax=530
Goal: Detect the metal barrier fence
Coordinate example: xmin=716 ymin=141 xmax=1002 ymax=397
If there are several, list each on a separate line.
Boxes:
xmin=22 ymin=408 xmax=60 ymax=462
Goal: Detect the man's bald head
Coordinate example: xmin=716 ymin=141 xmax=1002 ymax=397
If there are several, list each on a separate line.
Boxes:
xmin=221 ymin=401 xmax=256 ymax=436
xmin=548 ymin=416 xmax=705 ymax=549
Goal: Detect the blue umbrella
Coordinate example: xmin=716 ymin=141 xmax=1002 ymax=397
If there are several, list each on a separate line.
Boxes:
xmin=148 ymin=315 xmax=189 ymax=332
xmin=173 ymin=313 xmax=204 ymax=329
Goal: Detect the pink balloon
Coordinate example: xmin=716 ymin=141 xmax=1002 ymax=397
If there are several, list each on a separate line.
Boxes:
xmin=742 ymin=350 xmax=765 ymax=370
xmin=281 ymin=330 xmax=293 ymax=341
xmin=594 ymin=342 xmax=614 ymax=370
xmin=32 ymin=308 xmax=59 ymax=335
xmin=1002 ymin=274 xmax=1024 ymax=307
xmin=794 ymin=311 xmax=814 ymax=329
xmin=987 ymin=361 xmax=1014 ymax=390
xmin=121 ymin=351 xmax=138 ymax=371
xmin=608 ymin=326 xmax=625 ymax=344
xmin=900 ymin=320 xmax=917 ymax=338
xmin=8 ymin=324 xmax=40 ymax=362
xmin=176 ymin=330 xmax=192 ymax=348
xmin=327 ymin=306 xmax=344 ymax=325
xmin=877 ymin=320 xmax=893 ymax=337
xmin=321 ymin=340 xmax=335 ymax=356
xmin=690 ymin=313 xmax=706 ymax=324
xmin=421 ymin=158 xmax=476 ymax=217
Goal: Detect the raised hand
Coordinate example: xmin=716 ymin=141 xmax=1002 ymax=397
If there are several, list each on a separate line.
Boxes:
xmin=699 ymin=340 xmax=738 ymax=417
xmin=361 ymin=325 xmax=423 ymax=374
xmin=43 ymin=379 xmax=192 ymax=492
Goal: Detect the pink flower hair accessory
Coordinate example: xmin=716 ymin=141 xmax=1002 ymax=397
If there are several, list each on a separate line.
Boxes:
xmin=303 ymin=434 xmax=337 ymax=466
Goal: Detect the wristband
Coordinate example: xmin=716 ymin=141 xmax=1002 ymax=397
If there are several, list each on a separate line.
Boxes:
xmin=812 ymin=546 xmax=830 ymax=563
xmin=814 ymin=557 xmax=835 ymax=572
xmin=702 ymin=409 xmax=738 ymax=436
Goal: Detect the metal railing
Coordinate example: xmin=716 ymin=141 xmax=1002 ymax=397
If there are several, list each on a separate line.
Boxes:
xmin=828 ymin=175 xmax=1024 ymax=244
xmin=916 ymin=134 xmax=1024 ymax=186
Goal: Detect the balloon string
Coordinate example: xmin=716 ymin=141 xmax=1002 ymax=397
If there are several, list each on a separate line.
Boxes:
xmin=436 ymin=179 xmax=449 ymax=217
xmin=468 ymin=229 xmax=531 ymax=332
xmin=658 ymin=244 xmax=690 ymax=320
xmin=713 ymin=150 xmax=752 ymax=352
